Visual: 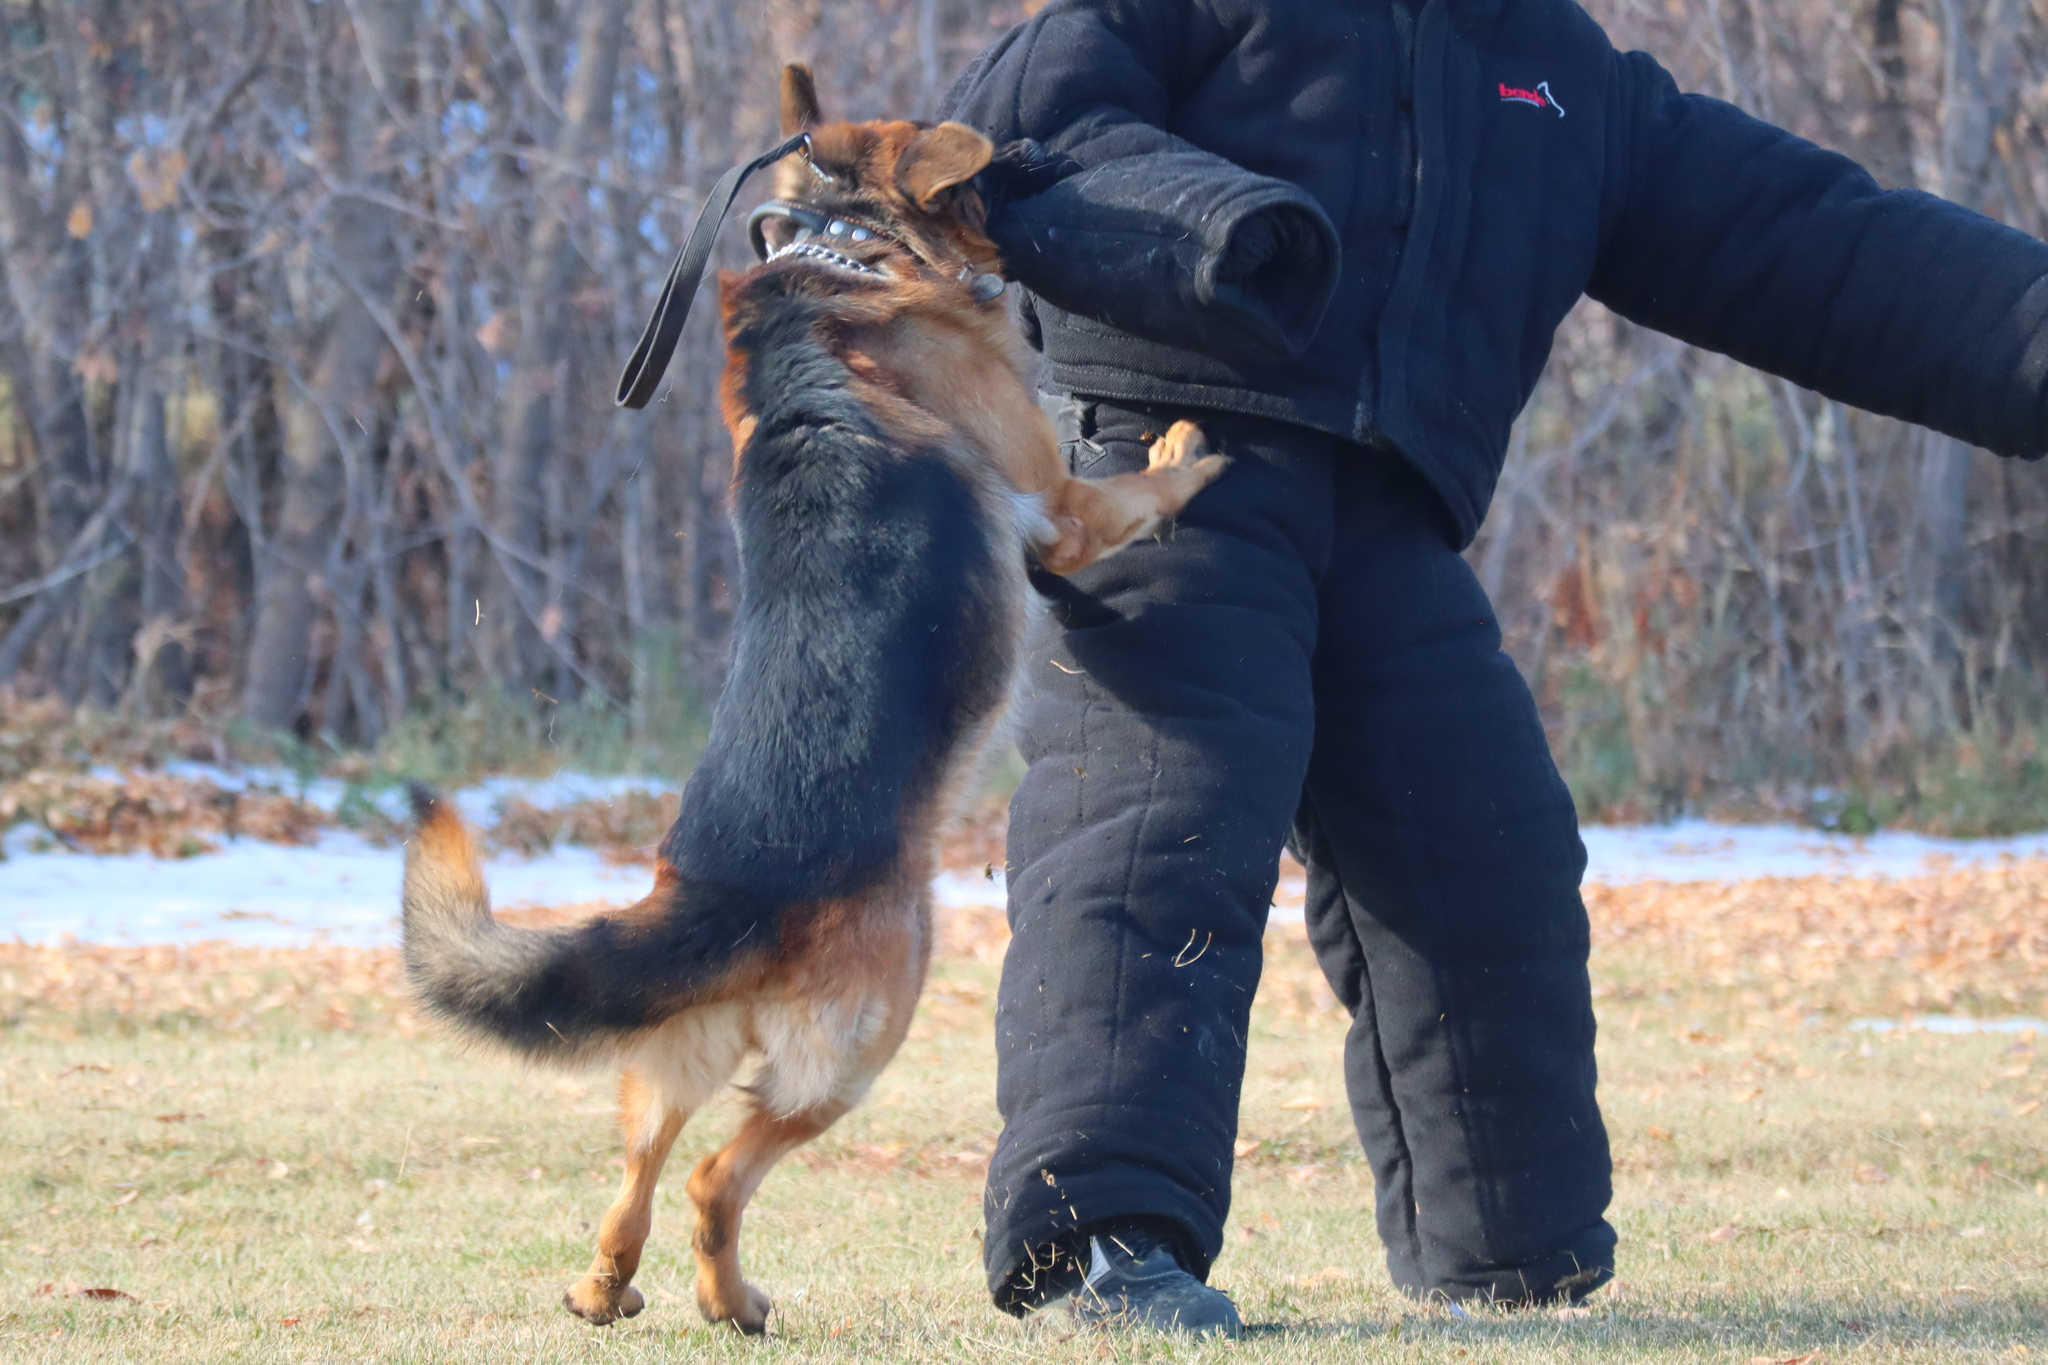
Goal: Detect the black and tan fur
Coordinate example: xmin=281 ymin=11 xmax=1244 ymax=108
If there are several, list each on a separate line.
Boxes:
xmin=400 ymin=64 xmax=1229 ymax=1336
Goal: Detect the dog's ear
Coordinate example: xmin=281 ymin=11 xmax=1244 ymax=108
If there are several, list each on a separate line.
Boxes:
xmin=780 ymin=64 xmax=821 ymax=136
xmin=896 ymin=122 xmax=995 ymax=209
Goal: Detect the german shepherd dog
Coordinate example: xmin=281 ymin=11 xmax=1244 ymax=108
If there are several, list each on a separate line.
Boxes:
xmin=401 ymin=65 xmax=1228 ymax=1335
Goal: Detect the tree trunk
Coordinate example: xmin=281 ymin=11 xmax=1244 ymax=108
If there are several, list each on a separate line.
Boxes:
xmin=488 ymin=0 xmax=628 ymax=691
xmin=240 ymin=0 xmax=411 ymax=731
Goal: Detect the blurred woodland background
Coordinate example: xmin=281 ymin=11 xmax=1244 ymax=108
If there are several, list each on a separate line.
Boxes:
xmin=0 ymin=0 xmax=2046 ymax=828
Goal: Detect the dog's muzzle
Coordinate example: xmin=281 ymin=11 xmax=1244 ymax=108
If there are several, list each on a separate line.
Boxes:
xmin=747 ymin=201 xmax=891 ymax=278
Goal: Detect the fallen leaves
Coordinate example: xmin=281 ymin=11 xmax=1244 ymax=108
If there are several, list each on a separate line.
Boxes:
xmin=34 ymin=1283 xmax=135 ymax=1302
xmin=0 ymin=941 xmax=410 ymax=1034
xmin=1855 ymin=1163 xmax=1891 ymax=1185
xmin=1751 ymin=1354 xmax=1824 ymax=1365
xmin=1 ymin=770 xmax=326 ymax=856
xmin=1584 ymin=864 xmax=2048 ymax=1016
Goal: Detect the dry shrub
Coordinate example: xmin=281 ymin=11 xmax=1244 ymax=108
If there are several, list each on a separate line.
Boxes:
xmin=0 ymin=771 xmax=325 ymax=857
xmin=487 ymin=791 xmax=681 ymax=860
xmin=0 ymin=694 xmax=233 ymax=784
xmin=490 ymin=790 xmax=997 ymax=867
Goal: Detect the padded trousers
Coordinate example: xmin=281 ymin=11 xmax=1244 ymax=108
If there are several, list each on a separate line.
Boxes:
xmin=985 ymin=400 xmax=1616 ymax=1308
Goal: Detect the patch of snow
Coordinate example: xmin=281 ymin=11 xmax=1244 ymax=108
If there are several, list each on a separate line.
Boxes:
xmin=0 ymin=832 xmax=653 ymax=949
xmin=9 ymin=809 xmax=2048 ymax=949
xmin=930 ymin=869 xmax=1006 ymax=916
xmin=1577 ymin=818 xmax=2048 ymax=885
xmin=1848 ymin=1016 xmax=2046 ymax=1035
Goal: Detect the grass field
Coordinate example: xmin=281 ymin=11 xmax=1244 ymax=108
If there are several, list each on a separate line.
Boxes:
xmin=3 ymin=873 xmax=2045 ymax=1363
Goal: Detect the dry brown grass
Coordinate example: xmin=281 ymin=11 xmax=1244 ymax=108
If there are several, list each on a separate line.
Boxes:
xmin=5 ymin=830 xmax=2046 ymax=1361
xmin=2 ymin=906 xmax=2043 ymax=1364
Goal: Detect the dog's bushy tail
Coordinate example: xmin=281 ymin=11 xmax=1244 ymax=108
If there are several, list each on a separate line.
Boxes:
xmin=400 ymin=787 xmax=753 ymax=1064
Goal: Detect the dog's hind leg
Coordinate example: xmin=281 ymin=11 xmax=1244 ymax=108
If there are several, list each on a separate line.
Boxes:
xmin=565 ymin=1009 xmax=749 ymax=1326
xmin=1038 ymin=420 xmax=1231 ymax=574
xmin=684 ymin=1096 xmax=851 ymax=1334
xmin=562 ymin=1069 xmax=685 ymax=1325
xmin=687 ymin=946 xmax=924 ymax=1335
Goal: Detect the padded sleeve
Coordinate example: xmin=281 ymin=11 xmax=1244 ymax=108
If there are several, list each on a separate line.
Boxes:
xmin=1588 ymin=49 xmax=2048 ymax=458
xmin=941 ymin=2 xmax=1340 ymax=363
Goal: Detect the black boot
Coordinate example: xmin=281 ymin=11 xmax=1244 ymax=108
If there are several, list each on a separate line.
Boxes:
xmin=1028 ymin=1227 xmax=1244 ymax=1337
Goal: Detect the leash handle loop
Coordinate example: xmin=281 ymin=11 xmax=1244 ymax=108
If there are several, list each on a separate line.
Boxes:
xmin=616 ymin=132 xmax=811 ymax=410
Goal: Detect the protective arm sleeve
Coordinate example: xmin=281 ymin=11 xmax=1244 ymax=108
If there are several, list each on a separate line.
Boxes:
xmin=940 ymin=6 xmax=1340 ymax=364
xmin=1588 ymin=50 xmax=2048 ymax=458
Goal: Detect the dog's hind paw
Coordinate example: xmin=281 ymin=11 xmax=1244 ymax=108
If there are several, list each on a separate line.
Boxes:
xmin=563 ymin=1276 xmax=644 ymax=1325
xmin=698 ymin=1279 xmax=772 ymax=1336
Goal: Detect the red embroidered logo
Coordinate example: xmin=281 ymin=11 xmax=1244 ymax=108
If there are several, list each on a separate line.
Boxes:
xmin=1499 ymin=80 xmax=1566 ymax=118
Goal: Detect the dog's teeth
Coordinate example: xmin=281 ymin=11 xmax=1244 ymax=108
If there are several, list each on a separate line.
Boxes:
xmin=766 ymin=239 xmax=881 ymax=277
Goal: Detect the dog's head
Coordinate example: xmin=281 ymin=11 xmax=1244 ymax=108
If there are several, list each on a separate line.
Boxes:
xmin=747 ymin=65 xmax=1002 ymax=295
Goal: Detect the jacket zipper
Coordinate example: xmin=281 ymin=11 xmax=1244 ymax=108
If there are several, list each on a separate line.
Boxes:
xmin=1365 ymin=0 xmax=1450 ymax=450
xmin=1359 ymin=0 xmax=1423 ymax=440
xmin=1391 ymin=0 xmax=1420 ymax=230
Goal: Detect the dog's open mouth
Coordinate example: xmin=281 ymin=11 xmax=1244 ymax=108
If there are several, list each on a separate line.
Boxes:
xmin=750 ymin=200 xmax=897 ymax=280
xmin=766 ymin=237 xmax=888 ymax=278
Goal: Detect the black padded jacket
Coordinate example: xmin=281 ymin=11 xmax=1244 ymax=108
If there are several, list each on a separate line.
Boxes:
xmin=941 ymin=0 xmax=2048 ymax=545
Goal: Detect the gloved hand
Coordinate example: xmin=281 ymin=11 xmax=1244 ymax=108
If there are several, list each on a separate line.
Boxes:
xmin=972 ymin=138 xmax=1082 ymax=225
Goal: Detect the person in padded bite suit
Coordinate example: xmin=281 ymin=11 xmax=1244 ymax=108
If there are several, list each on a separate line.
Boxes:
xmin=944 ymin=0 xmax=2048 ymax=1337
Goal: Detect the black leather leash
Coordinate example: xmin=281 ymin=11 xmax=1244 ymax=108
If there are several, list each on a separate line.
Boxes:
xmin=616 ymin=132 xmax=811 ymax=410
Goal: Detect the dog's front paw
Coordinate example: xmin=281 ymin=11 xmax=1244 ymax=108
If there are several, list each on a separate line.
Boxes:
xmin=697 ymin=1278 xmax=772 ymax=1335
xmin=1146 ymin=420 xmax=1210 ymax=470
xmin=563 ymin=1275 xmax=644 ymax=1325
xmin=1146 ymin=421 xmax=1231 ymax=487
